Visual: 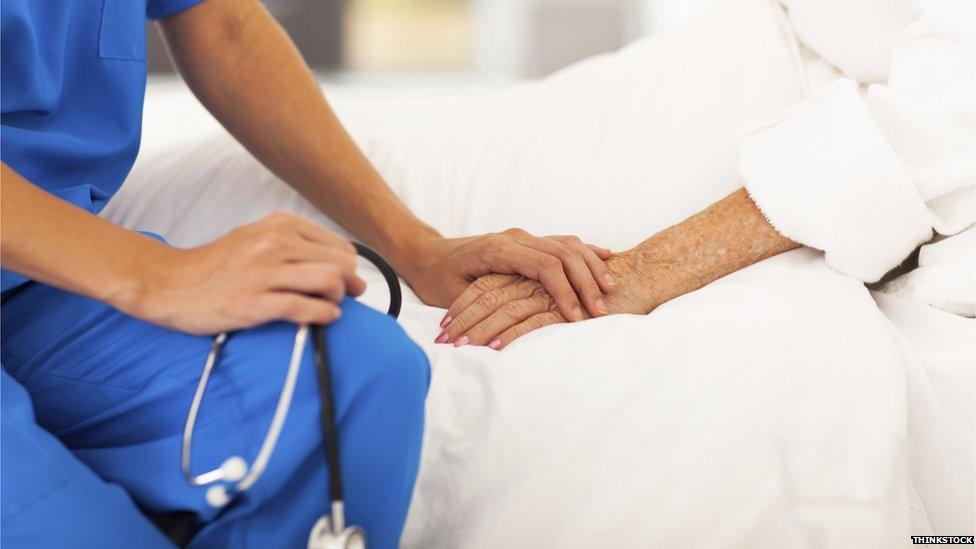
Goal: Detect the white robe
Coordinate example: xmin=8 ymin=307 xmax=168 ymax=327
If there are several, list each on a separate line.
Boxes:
xmin=742 ymin=0 xmax=974 ymax=313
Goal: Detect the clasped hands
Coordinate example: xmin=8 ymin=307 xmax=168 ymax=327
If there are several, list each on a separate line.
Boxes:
xmin=399 ymin=228 xmax=666 ymax=351
xmin=431 ymin=242 xmax=663 ymax=351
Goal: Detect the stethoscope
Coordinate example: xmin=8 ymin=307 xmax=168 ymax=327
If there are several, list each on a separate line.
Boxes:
xmin=182 ymin=243 xmax=402 ymax=549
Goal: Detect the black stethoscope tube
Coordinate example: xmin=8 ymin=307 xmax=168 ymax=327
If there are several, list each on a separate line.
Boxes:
xmin=312 ymin=324 xmax=344 ymax=504
xmin=312 ymin=242 xmax=402 ymax=517
xmin=352 ymin=242 xmax=402 ymax=319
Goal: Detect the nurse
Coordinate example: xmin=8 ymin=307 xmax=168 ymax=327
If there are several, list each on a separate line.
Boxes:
xmin=0 ymin=0 xmax=614 ymax=547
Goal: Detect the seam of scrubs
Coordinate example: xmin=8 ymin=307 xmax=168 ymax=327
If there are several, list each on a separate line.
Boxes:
xmin=0 ymin=419 xmax=72 ymax=520
xmin=0 ymin=346 xmax=25 ymax=363
xmin=3 ymin=307 xmax=132 ymax=388
xmin=147 ymin=0 xmax=205 ymax=21
xmin=27 ymin=369 xmax=144 ymax=392
xmin=96 ymin=0 xmax=108 ymax=57
xmin=0 ymin=480 xmax=72 ymax=524
xmin=97 ymin=0 xmax=147 ymax=62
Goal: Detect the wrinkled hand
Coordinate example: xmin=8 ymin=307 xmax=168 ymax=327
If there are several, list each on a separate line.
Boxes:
xmin=402 ymin=229 xmax=616 ymax=322
xmin=437 ymin=250 xmax=664 ymax=349
xmin=128 ymin=211 xmax=366 ymax=334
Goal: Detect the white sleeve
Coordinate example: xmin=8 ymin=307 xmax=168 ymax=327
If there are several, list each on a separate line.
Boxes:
xmin=739 ymin=0 xmax=974 ymax=282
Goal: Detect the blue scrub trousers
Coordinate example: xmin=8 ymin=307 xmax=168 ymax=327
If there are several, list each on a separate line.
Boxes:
xmin=1 ymin=282 xmax=429 ymax=548
xmin=0 ymin=367 xmax=175 ymax=548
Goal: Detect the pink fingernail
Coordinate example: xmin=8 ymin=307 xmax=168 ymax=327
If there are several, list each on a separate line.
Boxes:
xmin=488 ymin=339 xmax=502 ymax=350
xmin=439 ymin=314 xmax=452 ymax=328
xmin=435 ymin=331 xmax=450 ymax=344
xmin=604 ymin=274 xmax=616 ymax=288
xmin=573 ymin=307 xmax=584 ymax=321
xmin=454 ymin=335 xmax=470 ymax=347
xmin=595 ymin=298 xmax=609 ymax=315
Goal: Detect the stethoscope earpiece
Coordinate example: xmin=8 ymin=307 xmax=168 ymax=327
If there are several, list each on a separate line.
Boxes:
xmin=220 ymin=456 xmax=248 ymax=482
xmin=202 ymin=457 xmax=248 ymax=509
xmin=205 ymin=485 xmax=231 ymax=508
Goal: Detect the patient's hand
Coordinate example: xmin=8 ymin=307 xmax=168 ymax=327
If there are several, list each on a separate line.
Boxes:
xmin=436 ymin=250 xmax=661 ymax=349
xmin=403 ymin=231 xmax=616 ymax=323
xmin=438 ymin=188 xmax=800 ymax=349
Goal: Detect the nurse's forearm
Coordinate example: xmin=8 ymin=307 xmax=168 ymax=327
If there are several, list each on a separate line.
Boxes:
xmin=1 ymin=164 xmax=365 ymax=333
xmin=0 ymin=163 xmax=175 ymax=305
xmin=157 ymin=0 xmax=624 ymax=320
xmin=157 ymin=0 xmax=439 ymax=272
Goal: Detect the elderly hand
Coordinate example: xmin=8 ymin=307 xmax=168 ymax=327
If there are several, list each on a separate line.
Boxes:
xmin=436 ymin=249 xmax=665 ymax=349
xmin=435 ymin=188 xmax=803 ymax=350
xmin=401 ymin=230 xmax=617 ymax=323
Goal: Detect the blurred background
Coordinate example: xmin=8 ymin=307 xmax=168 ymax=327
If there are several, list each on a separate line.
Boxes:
xmin=147 ymin=0 xmax=716 ymax=82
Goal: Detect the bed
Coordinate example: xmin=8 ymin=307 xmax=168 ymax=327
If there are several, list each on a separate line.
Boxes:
xmin=105 ymin=0 xmax=974 ymax=546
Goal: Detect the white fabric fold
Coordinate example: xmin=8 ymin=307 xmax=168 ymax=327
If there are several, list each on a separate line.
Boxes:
xmin=740 ymin=79 xmax=932 ymax=282
xmin=741 ymin=0 xmax=974 ymax=284
xmin=879 ymin=228 xmax=976 ymax=317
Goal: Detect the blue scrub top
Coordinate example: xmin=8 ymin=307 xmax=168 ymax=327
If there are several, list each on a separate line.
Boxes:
xmin=0 ymin=0 xmax=203 ymax=293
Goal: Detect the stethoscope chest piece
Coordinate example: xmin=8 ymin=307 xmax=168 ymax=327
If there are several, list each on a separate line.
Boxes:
xmin=308 ymin=516 xmax=366 ymax=549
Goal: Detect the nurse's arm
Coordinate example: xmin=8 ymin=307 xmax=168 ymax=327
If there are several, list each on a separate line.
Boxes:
xmin=0 ymin=163 xmax=364 ymax=334
xmin=156 ymin=0 xmax=618 ymax=322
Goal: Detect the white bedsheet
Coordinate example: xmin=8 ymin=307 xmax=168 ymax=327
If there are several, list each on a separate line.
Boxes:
xmin=105 ymin=0 xmax=974 ymax=545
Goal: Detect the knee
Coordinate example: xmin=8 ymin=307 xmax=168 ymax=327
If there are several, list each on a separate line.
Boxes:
xmin=331 ymin=300 xmax=430 ymax=411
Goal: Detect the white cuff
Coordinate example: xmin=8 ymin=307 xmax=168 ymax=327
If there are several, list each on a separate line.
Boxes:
xmin=739 ymin=80 xmax=933 ymax=282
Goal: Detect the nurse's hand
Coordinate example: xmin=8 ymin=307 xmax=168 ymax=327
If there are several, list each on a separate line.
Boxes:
xmin=127 ymin=211 xmax=366 ymax=335
xmin=435 ymin=188 xmax=802 ymax=349
xmin=435 ymin=251 xmax=658 ymax=349
xmin=399 ymin=231 xmax=616 ymax=325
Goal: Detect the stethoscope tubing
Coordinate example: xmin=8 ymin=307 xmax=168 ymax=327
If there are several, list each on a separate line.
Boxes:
xmin=313 ymin=323 xmax=343 ymax=505
xmin=180 ymin=326 xmax=308 ymax=494
xmin=181 ymin=332 xmax=227 ymax=486
xmin=182 ymin=242 xmax=402 ymax=521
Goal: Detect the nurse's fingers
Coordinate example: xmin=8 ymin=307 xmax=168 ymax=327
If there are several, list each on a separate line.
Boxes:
xmin=262 ymin=211 xmax=355 ymax=254
xmin=511 ymin=234 xmax=607 ymax=318
xmin=438 ymin=277 xmax=542 ymax=344
xmin=265 ymin=263 xmax=346 ymax=303
xmin=546 ymin=235 xmax=615 ymax=294
xmin=442 ymin=274 xmax=520 ymax=329
xmin=257 ymin=293 xmax=343 ymax=325
xmin=497 ymin=245 xmax=584 ymax=323
xmin=455 ymin=291 xmax=553 ymax=347
xmin=587 ymin=244 xmax=613 ymax=260
xmin=490 ymin=311 xmax=566 ymax=350
xmin=548 ymin=236 xmax=612 ymax=259
xmin=277 ymin=241 xmax=366 ymax=297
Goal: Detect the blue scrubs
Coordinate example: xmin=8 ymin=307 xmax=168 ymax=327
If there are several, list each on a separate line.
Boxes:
xmin=1 ymin=0 xmax=200 ymax=292
xmin=2 ymin=290 xmax=429 ymax=548
xmin=0 ymin=1 xmax=430 ymax=547
xmin=1 ymin=367 xmax=175 ymax=549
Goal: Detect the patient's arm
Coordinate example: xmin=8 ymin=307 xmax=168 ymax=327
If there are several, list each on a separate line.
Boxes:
xmin=156 ymin=0 xmax=615 ymax=321
xmin=439 ymin=188 xmax=799 ymax=349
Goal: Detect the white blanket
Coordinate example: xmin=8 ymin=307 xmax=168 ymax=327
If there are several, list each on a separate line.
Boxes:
xmin=105 ymin=0 xmax=974 ymax=545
